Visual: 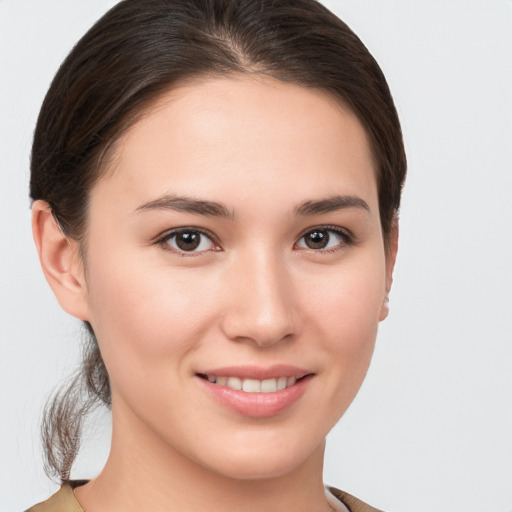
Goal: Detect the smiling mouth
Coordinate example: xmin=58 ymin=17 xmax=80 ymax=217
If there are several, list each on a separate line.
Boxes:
xmin=197 ymin=374 xmax=310 ymax=393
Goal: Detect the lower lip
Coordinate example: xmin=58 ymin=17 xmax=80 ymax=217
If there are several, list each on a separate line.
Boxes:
xmin=198 ymin=375 xmax=313 ymax=418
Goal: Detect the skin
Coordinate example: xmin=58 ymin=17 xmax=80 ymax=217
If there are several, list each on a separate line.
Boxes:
xmin=33 ymin=75 xmax=398 ymax=512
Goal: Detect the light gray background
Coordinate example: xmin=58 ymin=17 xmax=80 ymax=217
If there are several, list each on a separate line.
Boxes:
xmin=1 ymin=1 xmax=511 ymax=511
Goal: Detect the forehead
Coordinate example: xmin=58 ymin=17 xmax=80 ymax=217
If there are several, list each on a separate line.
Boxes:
xmin=96 ymin=75 xmax=378 ymax=214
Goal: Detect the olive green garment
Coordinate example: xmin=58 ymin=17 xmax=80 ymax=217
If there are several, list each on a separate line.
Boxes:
xmin=25 ymin=481 xmax=384 ymax=512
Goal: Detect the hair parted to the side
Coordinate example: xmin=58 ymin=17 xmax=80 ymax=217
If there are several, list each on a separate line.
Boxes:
xmin=30 ymin=0 xmax=406 ymax=482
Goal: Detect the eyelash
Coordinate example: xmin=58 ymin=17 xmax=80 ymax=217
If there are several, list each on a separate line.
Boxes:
xmin=296 ymin=225 xmax=355 ymax=254
xmin=154 ymin=225 xmax=355 ymax=256
xmin=155 ymin=227 xmax=221 ymax=257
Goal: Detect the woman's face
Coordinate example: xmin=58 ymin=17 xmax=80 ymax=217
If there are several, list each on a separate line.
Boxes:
xmin=78 ymin=76 xmax=395 ymax=479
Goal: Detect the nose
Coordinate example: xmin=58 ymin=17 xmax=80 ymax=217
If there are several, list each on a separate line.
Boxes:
xmin=219 ymin=251 xmax=298 ymax=347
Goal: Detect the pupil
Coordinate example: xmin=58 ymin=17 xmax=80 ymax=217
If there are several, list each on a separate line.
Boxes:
xmin=176 ymin=232 xmax=200 ymax=251
xmin=306 ymin=230 xmax=329 ymax=249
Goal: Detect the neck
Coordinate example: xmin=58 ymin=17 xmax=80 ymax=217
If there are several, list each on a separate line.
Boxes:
xmin=74 ymin=396 xmax=338 ymax=512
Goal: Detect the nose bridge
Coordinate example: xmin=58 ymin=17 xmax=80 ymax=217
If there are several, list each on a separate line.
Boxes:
xmin=221 ymin=247 xmax=297 ymax=346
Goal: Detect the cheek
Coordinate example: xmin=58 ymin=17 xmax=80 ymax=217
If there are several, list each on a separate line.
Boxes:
xmin=83 ymin=250 xmax=221 ymax=387
xmin=299 ymin=253 xmax=385 ymax=398
xmin=302 ymin=253 xmax=385 ymax=340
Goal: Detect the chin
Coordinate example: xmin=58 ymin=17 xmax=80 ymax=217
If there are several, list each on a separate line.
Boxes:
xmin=210 ymin=459 xmax=303 ymax=481
xmin=198 ymin=438 xmax=324 ymax=481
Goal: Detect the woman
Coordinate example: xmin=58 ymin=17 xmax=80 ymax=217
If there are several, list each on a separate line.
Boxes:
xmin=26 ymin=0 xmax=405 ymax=511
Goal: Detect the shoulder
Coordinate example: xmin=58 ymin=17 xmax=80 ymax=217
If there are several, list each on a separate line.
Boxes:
xmin=329 ymin=486 xmax=385 ymax=512
xmin=26 ymin=482 xmax=382 ymax=512
xmin=25 ymin=482 xmax=85 ymax=512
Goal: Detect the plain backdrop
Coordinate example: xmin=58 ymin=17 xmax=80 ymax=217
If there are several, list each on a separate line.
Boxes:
xmin=1 ymin=1 xmax=511 ymax=511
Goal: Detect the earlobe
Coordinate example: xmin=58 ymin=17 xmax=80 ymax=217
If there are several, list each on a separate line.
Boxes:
xmin=379 ymin=293 xmax=390 ymax=322
xmin=32 ymin=200 xmax=90 ymax=321
xmin=379 ymin=217 xmax=399 ymax=322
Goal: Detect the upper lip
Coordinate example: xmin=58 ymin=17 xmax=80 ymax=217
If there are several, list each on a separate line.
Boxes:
xmin=197 ymin=364 xmax=312 ymax=380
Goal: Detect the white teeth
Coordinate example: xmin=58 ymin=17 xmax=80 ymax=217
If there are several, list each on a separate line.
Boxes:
xmin=277 ymin=376 xmax=287 ymax=390
xmin=242 ymin=379 xmax=261 ymax=393
xmin=260 ymin=378 xmax=277 ymax=393
xmin=204 ymin=374 xmax=303 ymax=393
xmin=227 ymin=377 xmax=242 ymax=390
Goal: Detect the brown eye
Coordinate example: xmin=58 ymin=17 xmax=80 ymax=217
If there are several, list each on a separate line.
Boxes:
xmin=175 ymin=232 xmax=201 ymax=251
xmin=163 ymin=230 xmax=217 ymax=254
xmin=296 ymin=227 xmax=351 ymax=252
xmin=304 ymin=230 xmax=330 ymax=249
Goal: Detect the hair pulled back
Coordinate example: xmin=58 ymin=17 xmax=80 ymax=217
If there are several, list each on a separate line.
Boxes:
xmin=31 ymin=0 xmax=406 ymax=482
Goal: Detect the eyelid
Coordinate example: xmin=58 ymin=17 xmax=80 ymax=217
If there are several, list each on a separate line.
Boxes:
xmin=154 ymin=226 xmax=221 ymax=255
xmin=295 ymin=225 xmax=355 ymax=252
xmin=153 ymin=224 xmax=355 ymax=256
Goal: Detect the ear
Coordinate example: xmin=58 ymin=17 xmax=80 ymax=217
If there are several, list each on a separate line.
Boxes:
xmin=379 ymin=216 xmax=399 ymax=322
xmin=32 ymin=200 xmax=90 ymax=321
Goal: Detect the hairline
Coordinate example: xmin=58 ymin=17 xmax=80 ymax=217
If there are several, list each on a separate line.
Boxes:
xmin=77 ymin=70 xmax=387 ymax=260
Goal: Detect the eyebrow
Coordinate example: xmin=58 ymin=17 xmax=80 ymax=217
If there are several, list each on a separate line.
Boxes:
xmin=134 ymin=194 xmax=235 ymax=219
xmin=295 ymin=195 xmax=370 ymax=216
xmin=134 ymin=193 xmax=370 ymax=219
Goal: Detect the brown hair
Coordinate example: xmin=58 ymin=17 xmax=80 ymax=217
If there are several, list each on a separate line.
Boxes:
xmin=31 ymin=0 xmax=406 ymax=482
